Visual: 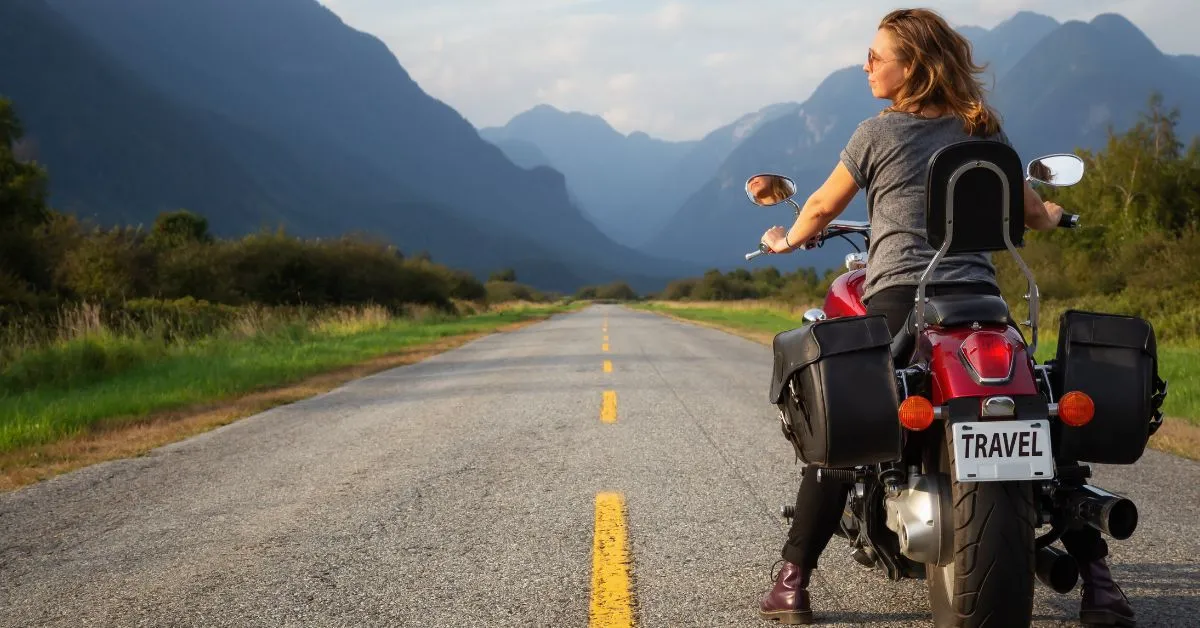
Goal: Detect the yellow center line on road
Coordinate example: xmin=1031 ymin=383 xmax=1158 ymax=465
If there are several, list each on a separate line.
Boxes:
xmin=601 ymin=390 xmax=617 ymax=423
xmin=602 ymin=342 xmax=610 ymax=352
xmin=590 ymin=492 xmax=634 ymax=627
xmin=603 ymin=360 xmax=613 ymax=373
xmin=603 ymin=335 xmax=609 ymax=343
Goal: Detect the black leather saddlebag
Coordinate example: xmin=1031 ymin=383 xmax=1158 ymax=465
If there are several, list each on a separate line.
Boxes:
xmin=1052 ymin=310 xmax=1167 ymax=465
xmin=769 ymin=315 xmax=901 ymax=467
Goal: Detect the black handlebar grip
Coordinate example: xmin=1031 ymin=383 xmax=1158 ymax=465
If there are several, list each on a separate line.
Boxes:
xmin=1058 ymin=212 xmax=1080 ymax=228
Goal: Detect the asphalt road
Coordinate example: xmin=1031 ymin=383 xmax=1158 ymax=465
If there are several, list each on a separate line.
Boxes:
xmin=1 ymin=304 xmax=1197 ymax=627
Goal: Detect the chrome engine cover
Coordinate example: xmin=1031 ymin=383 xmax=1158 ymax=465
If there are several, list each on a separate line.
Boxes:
xmin=884 ymin=470 xmax=953 ymax=566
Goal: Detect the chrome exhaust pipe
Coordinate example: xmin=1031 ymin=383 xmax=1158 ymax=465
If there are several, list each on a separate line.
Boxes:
xmin=1035 ymin=545 xmax=1079 ymax=594
xmin=1066 ymin=484 xmax=1139 ymax=540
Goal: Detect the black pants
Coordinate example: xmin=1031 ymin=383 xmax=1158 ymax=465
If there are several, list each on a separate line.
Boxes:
xmin=781 ymin=283 xmax=1108 ymax=568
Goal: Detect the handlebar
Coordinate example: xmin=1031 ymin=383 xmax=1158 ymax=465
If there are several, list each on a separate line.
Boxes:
xmin=745 ymin=245 xmax=767 ymax=261
xmin=745 ymin=214 xmax=1078 ymax=263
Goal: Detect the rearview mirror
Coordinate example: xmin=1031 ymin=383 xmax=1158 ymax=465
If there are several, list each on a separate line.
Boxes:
xmin=745 ymin=173 xmax=797 ymax=206
xmin=1027 ymin=154 xmax=1085 ymax=187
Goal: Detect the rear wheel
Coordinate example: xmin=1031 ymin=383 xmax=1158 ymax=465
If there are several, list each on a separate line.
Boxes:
xmin=926 ymin=424 xmax=1037 ymax=628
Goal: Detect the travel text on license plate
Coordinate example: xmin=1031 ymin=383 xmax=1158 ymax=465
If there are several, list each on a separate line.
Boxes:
xmin=951 ymin=420 xmax=1054 ymax=482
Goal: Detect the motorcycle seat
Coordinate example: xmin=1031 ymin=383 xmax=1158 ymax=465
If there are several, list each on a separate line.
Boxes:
xmin=889 ymin=294 xmax=1013 ymax=364
xmin=921 ymin=293 xmax=1012 ymax=327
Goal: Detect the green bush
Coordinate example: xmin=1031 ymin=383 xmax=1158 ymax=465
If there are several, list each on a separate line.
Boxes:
xmin=120 ymin=297 xmax=240 ymax=341
xmin=485 ymin=280 xmax=545 ymax=304
xmin=661 ymin=278 xmax=697 ymax=300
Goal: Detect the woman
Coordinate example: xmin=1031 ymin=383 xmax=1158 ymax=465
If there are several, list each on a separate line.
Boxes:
xmin=756 ymin=8 xmax=1136 ymax=627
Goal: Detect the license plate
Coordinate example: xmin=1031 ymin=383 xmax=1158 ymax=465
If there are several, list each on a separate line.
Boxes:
xmin=951 ymin=420 xmax=1054 ymax=482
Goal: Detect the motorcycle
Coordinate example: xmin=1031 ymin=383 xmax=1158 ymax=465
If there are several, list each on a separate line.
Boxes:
xmin=743 ymin=140 xmax=1168 ymax=628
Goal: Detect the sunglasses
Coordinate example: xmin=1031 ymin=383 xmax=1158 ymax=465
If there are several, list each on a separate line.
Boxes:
xmin=866 ymin=49 xmax=900 ymax=71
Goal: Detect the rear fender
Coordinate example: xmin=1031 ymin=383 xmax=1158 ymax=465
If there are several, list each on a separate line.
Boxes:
xmin=922 ymin=325 xmax=1039 ymax=404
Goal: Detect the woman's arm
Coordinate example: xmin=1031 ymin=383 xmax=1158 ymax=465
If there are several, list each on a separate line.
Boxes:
xmin=762 ymin=162 xmax=860 ymax=253
xmin=1022 ymin=180 xmax=1064 ymax=231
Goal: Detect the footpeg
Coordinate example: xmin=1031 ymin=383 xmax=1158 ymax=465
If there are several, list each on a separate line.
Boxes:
xmin=851 ymin=545 xmax=877 ymax=567
xmin=780 ymin=505 xmax=795 ymax=522
xmin=817 ymin=468 xmax=856 ymax=483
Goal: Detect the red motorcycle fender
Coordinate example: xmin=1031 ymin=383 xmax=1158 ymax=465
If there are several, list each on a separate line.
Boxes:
xmin=923 ymin=325 xmax=1039 ymax=404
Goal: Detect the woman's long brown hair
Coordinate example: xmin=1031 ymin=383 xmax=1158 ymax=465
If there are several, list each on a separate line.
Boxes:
xmin=879 ymin=8 xmax=1001 ymax=137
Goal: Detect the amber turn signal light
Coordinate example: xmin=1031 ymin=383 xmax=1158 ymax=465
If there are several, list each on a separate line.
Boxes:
xmin=899 ymin=395 xmax=935 ymax=431
xmin=1058 ymin=391 xmax=1095 ymax=427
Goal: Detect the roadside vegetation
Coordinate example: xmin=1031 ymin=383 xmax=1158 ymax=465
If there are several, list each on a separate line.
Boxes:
xmin=0 ymin=99 xmax=579 ymax=484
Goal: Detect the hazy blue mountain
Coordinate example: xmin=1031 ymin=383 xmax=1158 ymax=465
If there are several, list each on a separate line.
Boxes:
xmin=967 ymin=11 xmax=1061 ymax=84
xmin=1177 ymin=54 xmax=1200 ymax=80
xmin=991 ymin=13 xmax=1200 ymax=160
xmin=0 ymin=0 xmax=308 ymax=236
xmin=638 ymin=67 xmax=882 ymax=272
xmin=640 ymin=11 xmax=1199 ymax=273
xmin=489 ymin=138 xmax=554 ymax=171
xmin=643 ymin=103 xmax=803 ymax=243
xmin=483 ymin=102 xmax=801 ymax=248
xmin=480 ymin=105 xmax=699 ymax=246
xmin=36 ymin=0 xmax=702 ymax=292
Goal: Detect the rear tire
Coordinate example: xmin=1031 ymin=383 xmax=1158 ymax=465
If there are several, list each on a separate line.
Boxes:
xmin=926 ymin=424 xmax=1037 ymax=628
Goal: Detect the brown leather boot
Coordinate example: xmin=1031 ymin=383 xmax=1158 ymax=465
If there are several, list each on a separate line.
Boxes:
xmin=759 ymin=560 xmax=814 ymax=625
xmin=1078 ymin=557 xmax=1135 ymax=627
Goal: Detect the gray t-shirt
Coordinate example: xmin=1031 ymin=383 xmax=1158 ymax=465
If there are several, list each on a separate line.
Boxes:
xmin=839 ymin=111 xmax=1012 ymax=302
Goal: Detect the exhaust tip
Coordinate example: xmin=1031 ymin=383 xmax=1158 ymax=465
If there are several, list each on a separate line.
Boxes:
xmin=1105 ymin=498 xmax=1139 ymax=541
xmin=1036 ymin=546 xmax=1079 ymax=594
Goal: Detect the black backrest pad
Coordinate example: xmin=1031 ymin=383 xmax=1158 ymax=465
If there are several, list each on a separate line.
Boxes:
xmin=926 ymin=140 xmax=1025 ymax=254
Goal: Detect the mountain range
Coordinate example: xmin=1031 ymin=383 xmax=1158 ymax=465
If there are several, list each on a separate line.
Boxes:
xmin=1 ymin=0 xmax=705 ymax=293
xmin=480 ymin=102 xmax=799 ymax=247
xmin=3 ymin=3 xmax=1198 ymax=289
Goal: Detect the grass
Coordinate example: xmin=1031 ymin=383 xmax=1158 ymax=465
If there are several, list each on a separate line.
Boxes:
xmin=632 ymin=300 xmax=1200 ymax=459
xmin=0 ymin=302 xmax=575 ymax=456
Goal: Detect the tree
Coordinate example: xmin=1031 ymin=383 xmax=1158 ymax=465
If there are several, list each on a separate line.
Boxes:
xmin=594 ymin=281 xmax=638 ymax=301
xmin=147 ymin=209 xmax=212 ymax=249
xmin=0 ymin=99 xmax=48 ymax=227
xmin=0 ymin=99 xmax=53 ymax=304
xmin=489 ymin=268 xmax=517 ymax=283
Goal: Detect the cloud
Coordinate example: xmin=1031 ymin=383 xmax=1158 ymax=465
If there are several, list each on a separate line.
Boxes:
xmin=655 ymin=2 xmax=686 ymax=30
xmin=702 ymin=51 xmax=733 ymax=68
xmin=320 ymin=0 xmax=1200 ymax=141
xmin=607 ymin=72 xmax=638 ymax=92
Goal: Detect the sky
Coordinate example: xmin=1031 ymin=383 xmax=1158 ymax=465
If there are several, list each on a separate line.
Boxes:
xmin=319 ymin=1 xmax=1200 ymax=142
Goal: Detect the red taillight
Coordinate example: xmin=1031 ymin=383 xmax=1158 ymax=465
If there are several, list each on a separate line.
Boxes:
xmin=959 ymin=331 xmax=1015 ymax=384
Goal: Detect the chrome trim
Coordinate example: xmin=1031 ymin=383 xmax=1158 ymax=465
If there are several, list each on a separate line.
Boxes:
xmin=933 ymin=406 xmax=948 ymax=422
xmin=916 ymin=160 xmax=980 ymax=334
xmin=845 ymin=251 xmax=868 ymax=270
xmin=802 ymin=308 xmax=827 ymax=323
xmin=827 ymin=219 xmax=871 ymax=231
xmin=981 ymin=396 xmax=1016 ymax=417
xmin=1002 ymin=197 xmax=1041 ymax=359
xmin=896 ymin=369 xmax=911 ymax=399
xmin=1034 ymin=365 xmax=1056 ymax=403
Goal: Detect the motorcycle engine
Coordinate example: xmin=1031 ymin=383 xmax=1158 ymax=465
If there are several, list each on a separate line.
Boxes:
xmin=884 ymin=469 xmax=953 ymax=566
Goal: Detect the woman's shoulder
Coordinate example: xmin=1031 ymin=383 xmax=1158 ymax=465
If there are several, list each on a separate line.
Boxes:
xmin=846 ymin=110 xmax=925 ymax=151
